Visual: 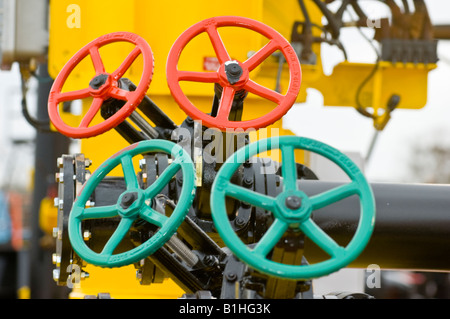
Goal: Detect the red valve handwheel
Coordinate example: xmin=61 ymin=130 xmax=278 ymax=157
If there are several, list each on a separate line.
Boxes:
xmin=166 ymin=16 xmax=302 ymax=131
xmin=48 ymin=32 xmax=154 ymax=138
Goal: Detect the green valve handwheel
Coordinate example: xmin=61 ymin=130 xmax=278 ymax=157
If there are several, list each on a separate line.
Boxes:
xmin=68 ymin=140 xmax=196 ymax=268
xmin=211 ymin=135 xmax=375 ymax=279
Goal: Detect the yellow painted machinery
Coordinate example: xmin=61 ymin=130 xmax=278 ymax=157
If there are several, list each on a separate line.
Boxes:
xmin=22 ymin=0 xmax=447 ymax=300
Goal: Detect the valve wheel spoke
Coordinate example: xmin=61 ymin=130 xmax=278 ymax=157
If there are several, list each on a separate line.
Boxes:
xmin=144 ymin=158 xmax=182 ymax=199
xmin=252 ymin=219 xmax=289 ymax=257
xmin=120 ymin=155 xmax=139 ymax=190
xmin=54 ymin=88 xmax=92 ymax=103
xmin=280 ymin=144 xmax=298 ymax=192
xmin=111 ymin=46 xmax=142 ymax=81
xmin=140 ymin=206 xmax=169 ymax=228
xmin=243 ymin=40 xmax=279 ymax=72
xmin=206 ymin=26 xmax=231 ymax=64
xmin=299 ymin=219 xmax=345 ymax=258
xmin=89 ymin=45 xmax=105 ymax=74
xmin=78 ymin=97 xmax=104 ymax=128
xmin=101 ymin=217 xmax=135 ymax=256
xmin=224 ymin=182 xmax=277 ymax=212
xmin=108 ymin=86 xmax=131 ymax=101
xmin=243 ymin=79 xmax=284 ymax=104
xmin=177 ymin=71 xmax=220 ymax=83
xmin=79 ymin=205 xmax=118 ymax=220
xmin=215 ymin=86 xmax=236 ymax=121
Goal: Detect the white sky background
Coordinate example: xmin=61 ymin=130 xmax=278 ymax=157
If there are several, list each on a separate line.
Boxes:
xmin=1 ymin=0 xmax=450 ymax=189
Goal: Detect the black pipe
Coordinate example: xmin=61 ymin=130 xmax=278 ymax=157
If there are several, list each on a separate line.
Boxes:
xmin=298 ymin=180 xmax=450 ymax=272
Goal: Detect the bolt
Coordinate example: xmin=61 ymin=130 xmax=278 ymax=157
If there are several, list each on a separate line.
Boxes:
xmin=224 ymin=61 xmax=243 ymax=85
xmin=285 ymin=196 xmax=302 ymax=210
xmin=85 ymin=200 xmax=95 ymax=208
xmin=203 ymin=255 xmax=218 ymax=267
xmin=84 ymin=158 xmax=92 ymax=168
xmin=139 ymin=158 xmax=147 ymax=170
xmin=243 ymin=176 xmax=253 ymax=187
xmin=136 ymin=269 xmax=143 ymax=281
xmin=57 ymin=172 xmax=64 ymax=181
xmin=91 ymin=77 xmax=102 ymax=87
xmin=163 ymin=128 xmax=172 ymax=139
xmin=142 ymin=172 xmax=148 ymax=184
xmin=241 ymin=201 xmax=251 ymax=209
xmin=226 ymin=272 xmax=237 ymax=281
xmin=275 ymin=175 xmax=281 ymax=186
xmin=53 ymin=269 xmax=60 ymax=281
xmin=227 ymin=63 xmax=241 ymax=77
xmin=52 ymin=227 xmax=59 ymax=238
xmin=52 ymin=253 xmax=61 ymax=265
xmin=235 ymin=217 xmax=246 ymax=227
xmin=89 ymin=74 xmax=108 ymax=89
xmin=120 ymin=192 xmax=137 ymax=209
xmin=57 ymin=157 xmax=64 ymax=168
xmin=83 ymin=230 xmax=91 ymax=241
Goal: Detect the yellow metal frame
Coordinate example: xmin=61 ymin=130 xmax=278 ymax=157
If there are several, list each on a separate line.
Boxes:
xmin=310 ymin=60 xmax=436 ymax=129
